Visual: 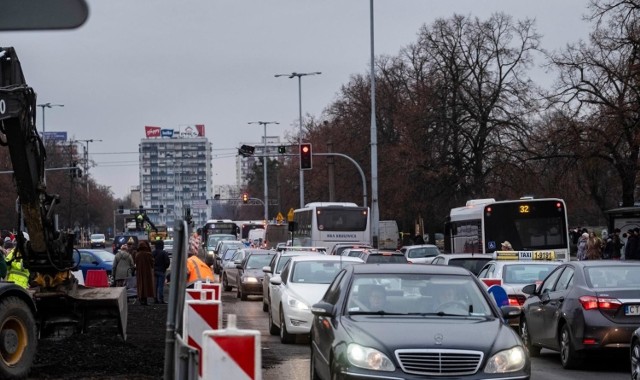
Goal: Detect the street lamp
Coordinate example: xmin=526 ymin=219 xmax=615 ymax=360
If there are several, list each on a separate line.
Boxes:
xmin=36 ymin=102 xmax=64 ymax=146
xmin=248 ymin=121 xmax=279 ymax=221
xmin=369 ymin=0 xmax=380 ymax=248
xmin=274 ymin=71 xmax=321 ymax=208
xmin=75 ymin=139 xmax=103 ymax=236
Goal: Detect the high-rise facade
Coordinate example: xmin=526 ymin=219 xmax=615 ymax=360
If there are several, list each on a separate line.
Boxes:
xmin=139 ymin=128 xmax=213 ymax=229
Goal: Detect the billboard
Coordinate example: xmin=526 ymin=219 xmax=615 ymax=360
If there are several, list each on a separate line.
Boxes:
xmin=145 ymin=125 xmax=205 ymax=138
xmin=43 ymin=131 xmax=67 ymax=141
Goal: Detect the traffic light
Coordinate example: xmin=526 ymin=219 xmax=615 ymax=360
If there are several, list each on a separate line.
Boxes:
xmin=278 ymin=145 xmax=286 ymax=154
xmin=118 ymin=205 xmax=124 ymax=214
xmin=238 ymin=144 xmax=255 ymax=157
xmin=242 ymin=193 xmax=249 ymax=203
xmin=70 ymin=161 xmax=82 ymax=178
xmin=300 ymin=143 xmax=312 ymax=170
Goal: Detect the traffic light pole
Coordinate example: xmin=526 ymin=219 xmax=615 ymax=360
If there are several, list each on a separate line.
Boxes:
xmin=314 ymin=153 xmax=367 ymax=207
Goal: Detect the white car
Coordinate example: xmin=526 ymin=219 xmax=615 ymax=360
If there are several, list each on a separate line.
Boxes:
xmin=399 ymin=244 xmax=440 ymax=264
xmin=268 ymin=255 xmax=363 ymax=343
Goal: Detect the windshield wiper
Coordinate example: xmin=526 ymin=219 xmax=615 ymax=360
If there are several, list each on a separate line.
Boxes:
xmin=348 ymin=310 xmax=405 ymax=316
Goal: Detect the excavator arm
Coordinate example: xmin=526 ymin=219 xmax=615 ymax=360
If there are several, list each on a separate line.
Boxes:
xmin=0 ymin=46 xmax=76 ymax=280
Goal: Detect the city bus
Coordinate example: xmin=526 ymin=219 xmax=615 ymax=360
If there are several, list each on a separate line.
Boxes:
xmin=201 ymin=219 xmax=239 ymax=243
xmin=234 ymin=220 xmax=266 ymax=241
xmin=444 ymin=197 xmax=570 ymax=262
xmin=292 ymin=202 xmax=371 ymax=253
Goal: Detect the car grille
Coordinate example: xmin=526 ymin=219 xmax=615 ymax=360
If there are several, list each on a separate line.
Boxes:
xmin=395 ymin=349 xmax=483 ymax=376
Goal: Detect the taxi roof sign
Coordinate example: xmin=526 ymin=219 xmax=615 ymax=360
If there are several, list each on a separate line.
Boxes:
xmin=494 ymin=250 xmax=556 ymax=261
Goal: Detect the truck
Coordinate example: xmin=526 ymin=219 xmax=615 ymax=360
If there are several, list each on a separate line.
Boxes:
xmin=0 ymin=46 xmax=126 ymax=379
xmin=378 ymin=220 xmax=400 ymax=250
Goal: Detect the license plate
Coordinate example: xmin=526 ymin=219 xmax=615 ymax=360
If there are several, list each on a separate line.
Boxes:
xmin=625 ymin=305 xmax=640 ymax=316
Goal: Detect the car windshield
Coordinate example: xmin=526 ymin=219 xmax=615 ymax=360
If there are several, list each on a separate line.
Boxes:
xmin=91 ymin=234 xmax=105 ymax=240
xmin=223 ymin=248 xmax=238 ymax=261
xmin=91 ymin=250 xmax=114 ymax=263
xmin=407 ymin=247 xmax=440 ymax=259
xmin=448 ymin=258 xmax=492 ymax=275
xmin=246 ymin=254 xmax=273 ymax=269
xmin=346 ymin=274 xmax=493 ymax=317
xmin=291 ymin=261 xmax=348 ymax=284
xmin=502 ymin=264 xmax=559 ymax=284
xmin=586 ymin=265 xmax=640 ymax=288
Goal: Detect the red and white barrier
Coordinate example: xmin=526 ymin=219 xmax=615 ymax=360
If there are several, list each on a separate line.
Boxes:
xmin=183 ymin=300 xmax=222 ymax=378
xmin=194 ymin=281 xmax=221 ymax=301
xmin=186 ymin=288 xmax=217 ymax=302
xmin=202 ymin=315 xmax=261 ymax=380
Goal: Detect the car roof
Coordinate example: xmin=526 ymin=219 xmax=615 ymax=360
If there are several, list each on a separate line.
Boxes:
xmin=362 ymin=250 xmax=403 ymax=255
xmin=352 ymin=263 xmax=471 ymax=275
xmin=280 ymin=251 xmax=324 ymax=257
xmin=289 ymin=255 xmax=363 ymax=263
xmin=484 ymin=260 xmax=562 ymax=266
xmin=403 ymin=244 xmax=438 ymax=249
xmin=570 ymin=260 xmax=640 ymax=267
xmin=437 ymin=253 xmax=492 ymax=259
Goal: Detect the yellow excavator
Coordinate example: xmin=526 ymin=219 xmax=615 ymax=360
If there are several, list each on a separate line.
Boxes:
xmin=0 ymin=44 xmax=126 ymax=379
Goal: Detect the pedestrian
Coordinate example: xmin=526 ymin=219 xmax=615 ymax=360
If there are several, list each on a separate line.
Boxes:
xmin=152 ymin=239 xmax=170 ymax=304
xmin=186 ymin=236 xmax=214 ymax=288
xmin=113 ymin=243 xmax=135 ymax=287
xmin=577 ymin=232 xmax=588 ymax=260
xmin=627 ymin=229 xmax=640 ymax=260
xmin=501 ymin=241 xmax=513 ymax=251
xmin=612 ymin=228 xmax=623 ymax=259
xmin=0 ymin=238 xmax=10 ymax=279
xmin=586 ymin=231 xmax=603 ymax=260
xmin=135 ymin=240 xmax=155 ymax=305
xmin=5 ymin=242 xmax=29 ymax=288
xmin=414 ymin=233 xmax=425 ymax=245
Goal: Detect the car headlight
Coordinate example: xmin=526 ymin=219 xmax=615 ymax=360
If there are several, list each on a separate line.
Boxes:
xmin=347 ymin=343 xmax=395 ymax=372
xmin=207 ymin=250 xmax=214 ymax=256
xmin=243 ymin=276 xmax=258 ymax=283
xmin=484 ymin=346 xmax=526 ymax=373
xmin=287 ymin=297 xmax=309 ymax=310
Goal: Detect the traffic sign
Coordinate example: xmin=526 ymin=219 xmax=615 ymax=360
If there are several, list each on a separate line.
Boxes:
xmin=287 ymin=208 xmax=295 ymax=222
xmin=276 ymin=212 xmax=284 ymax=224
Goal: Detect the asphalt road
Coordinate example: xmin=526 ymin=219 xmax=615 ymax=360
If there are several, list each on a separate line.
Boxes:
xmin=220 ymin=291 xmax=631 ymax=380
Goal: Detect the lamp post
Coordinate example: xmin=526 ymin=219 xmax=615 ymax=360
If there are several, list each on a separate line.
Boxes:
xmin=274 ymin=71 xmax=321 ymax=208
xmin=248 ymin=121 xmax=279 ymax=221
xmin=75 ymin=139 xmax=102 ymax=235
xmin=369 ymin=0 xmax=380 ymax=248
xmin=36 ymin=102 xmax=64 ymax=146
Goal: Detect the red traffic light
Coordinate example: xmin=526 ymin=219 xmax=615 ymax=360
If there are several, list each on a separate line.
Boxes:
xmin=300 ymin=143 xmax=312 ymax=170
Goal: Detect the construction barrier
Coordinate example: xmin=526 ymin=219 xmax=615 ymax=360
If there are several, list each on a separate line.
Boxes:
xmin=85 ymin=269 xmax=109 ymax=287
xmin=194 ymin=281 xmax=221 ymax=301
xmin=186 ymin=288 xmax=217 ymax=302
xmin=183 ymin=299 xmax=222 ymax=378
xmin=202 ymin=314 xmax=261 ymax=380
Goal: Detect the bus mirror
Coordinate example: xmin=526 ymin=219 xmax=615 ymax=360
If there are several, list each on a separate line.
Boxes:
xmin=288 ymin=221 xmax=297 ymax=232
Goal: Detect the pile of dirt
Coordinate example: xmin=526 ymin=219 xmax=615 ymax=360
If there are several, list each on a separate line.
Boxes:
xmin=28 ymin=300 xmax=167 ymax=380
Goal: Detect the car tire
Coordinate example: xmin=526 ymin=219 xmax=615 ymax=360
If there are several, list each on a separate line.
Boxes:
xmin=0 ymin=296 xmax=37 ymax=380
xmin=268 ymin=306 xmax=279 ymax=335
xmin=262 ymin=296 xmax=269 ymax=312
xmin=222 ymin=273 xmax=231 ymax=291
xmin=632 ymin=338 xmax=640 ymax=380
xmin=236 ymin=282 xmax=241 ymax=299
xmin=520 ymin=317 xmax=540 ymax=357
xmin=560 ymin=324 xmax=583 ymax=369
xmin=239 ymin=282 xmax=248 ymax=301
xmin=279 ymin=307 xmax=295 ymax=344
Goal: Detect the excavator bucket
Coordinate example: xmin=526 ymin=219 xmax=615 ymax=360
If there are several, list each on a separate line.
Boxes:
xmin=33 ymin=284 xmax=127 ymax=340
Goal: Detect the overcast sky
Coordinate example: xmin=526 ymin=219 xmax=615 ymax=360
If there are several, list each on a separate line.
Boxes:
xmin=2 ymin=0 xmax=591 ymax=199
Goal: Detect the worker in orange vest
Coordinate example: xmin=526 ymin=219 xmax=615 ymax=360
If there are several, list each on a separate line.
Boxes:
xmin=186 ymin=235 xmax=214 ymax=288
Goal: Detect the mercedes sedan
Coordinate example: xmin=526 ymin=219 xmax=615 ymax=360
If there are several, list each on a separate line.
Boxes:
xmin=310 ymin=264 xmax=529 ymax=380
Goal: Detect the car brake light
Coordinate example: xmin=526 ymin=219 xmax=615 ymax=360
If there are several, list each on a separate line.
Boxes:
xmin=579 ymin=296 xmax=621 ymax=311
xmin=508 ymin=297 xmax=520 ymax=306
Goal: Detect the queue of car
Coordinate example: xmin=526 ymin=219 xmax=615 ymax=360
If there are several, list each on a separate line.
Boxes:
xmin=217 ymin=237 xmax=640 ymax=379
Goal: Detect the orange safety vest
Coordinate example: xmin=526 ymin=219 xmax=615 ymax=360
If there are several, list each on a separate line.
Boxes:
xmin=186 ymin=255 xmax=214 ymax=286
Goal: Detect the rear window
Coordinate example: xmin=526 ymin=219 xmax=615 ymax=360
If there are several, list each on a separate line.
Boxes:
xmin=365 ymin=254 xmax=408 ymax=264
xmin=586 ymin=265 xmax=640 ymax=288
xmin=407 ymin=247 xmax=440 ymax=259
xmin=448 ymin=258 xmax=492 ymax=275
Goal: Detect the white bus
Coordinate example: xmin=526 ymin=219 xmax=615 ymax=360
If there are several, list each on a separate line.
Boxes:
xmin=292 ymin=202 xmax=371 ymax=253
xmin=444 ymin=197 xmax=570 ymax=262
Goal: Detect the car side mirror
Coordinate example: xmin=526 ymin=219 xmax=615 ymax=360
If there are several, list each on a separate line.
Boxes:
xmin=500 ymin=305 xmax=521 ymax=319
xmin=270 ymin=276 xmax=282 ymax=285
xmin=311 ymin=302 xmax=334 ymax=317
xmin=521 ymin=283 xmax=537 ymax=295
xmin=262 ymin=266 xmax=272 ymax=273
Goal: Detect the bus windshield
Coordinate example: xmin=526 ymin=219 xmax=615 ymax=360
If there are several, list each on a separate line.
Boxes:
xmin=316 ymin=207 xmax=368 ymax=231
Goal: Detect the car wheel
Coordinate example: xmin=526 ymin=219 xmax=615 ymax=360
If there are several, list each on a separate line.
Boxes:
xmin=632 ymin=338 xmax=640 ymax=380
xmin=520 ymin=317 xmax=540 ymax=357
xmin=560 ymin=324 xmax=583 ymax=369
xmin=239 ymin=282 xmax=248 ymax=301
xmin=310 ymin=341 xmax=321 ymax=380
xmin=279 ymin=307 xmax=295 ymax=344
xmin=0 ymin=296 xmax=37 ymax=380
xmin=236 ymin=282 xmax=241 ymax=299
xmin=222 ymin=273 xmax=231 ymax=291
xmin=268 ymin=306 xmax=279 ymax=335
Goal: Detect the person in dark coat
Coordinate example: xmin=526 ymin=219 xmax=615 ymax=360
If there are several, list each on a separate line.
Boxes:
xmin=625 ymin=229 xmax=638 ymax=260
xmin=152 ymin=239 xmax=170 ymax=304
xmin=135 ymin=240 xmax=155 ymax=305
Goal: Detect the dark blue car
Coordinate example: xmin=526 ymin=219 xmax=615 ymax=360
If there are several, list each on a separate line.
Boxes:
xmin=75 ymin=249 xmax=115 ymax=285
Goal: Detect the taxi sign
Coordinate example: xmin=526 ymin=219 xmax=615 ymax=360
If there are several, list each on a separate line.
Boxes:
xmin=495 ymin=250 xmax=556 ymax=261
